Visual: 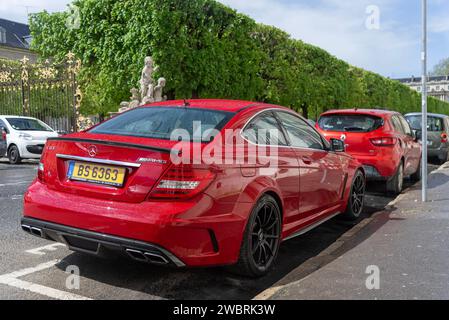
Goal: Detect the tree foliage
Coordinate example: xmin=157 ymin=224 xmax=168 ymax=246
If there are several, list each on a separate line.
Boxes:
xmin=29 ymin=0 xmax=449 ymax=117
xmin=432 ymin=58 xmax=449 ymax=76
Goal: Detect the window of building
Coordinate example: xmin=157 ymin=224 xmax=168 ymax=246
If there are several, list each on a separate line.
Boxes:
xmin=0 ymin=27 xmax=6 ymax=44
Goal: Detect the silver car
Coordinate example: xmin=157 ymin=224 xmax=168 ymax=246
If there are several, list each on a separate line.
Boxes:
xmin=405 ymin=112 xmax=449 ymax=164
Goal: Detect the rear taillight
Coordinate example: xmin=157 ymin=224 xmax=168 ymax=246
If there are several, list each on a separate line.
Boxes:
xmin=441 ymin=133 xmax=448 ymax=143
xmin=148 ymin=165 xmax=216 ymax=200
xmin=37 ymin=162 xmax=45 ymax=183
xmin=1 ymin=129 xmax=6 ymax=141
xmin=370 ymin=137 xmax=397 ymax=147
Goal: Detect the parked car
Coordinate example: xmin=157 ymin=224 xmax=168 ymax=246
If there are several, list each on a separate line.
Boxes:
xmin=316 ymin=109 xmax=422 ymax=195
xmin=0 ymin=116 xmax=59 ymax=164
xmin=21 ymin=100 xmax=365 ymax=277
xmin=0 ymin=124 xmax=6 ymax=158
xmin=405 ymin=113 xmax=449 ymax=164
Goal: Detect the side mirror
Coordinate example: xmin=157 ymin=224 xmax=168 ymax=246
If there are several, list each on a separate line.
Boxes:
xmin=412 ymin=130 xmax=422 ymax=141
xmin=330 ymin=138 xmax=345 ymax=152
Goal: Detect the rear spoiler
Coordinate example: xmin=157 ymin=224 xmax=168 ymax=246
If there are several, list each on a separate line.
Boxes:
xmin=47 ymin=137 xmax=177 ymax=154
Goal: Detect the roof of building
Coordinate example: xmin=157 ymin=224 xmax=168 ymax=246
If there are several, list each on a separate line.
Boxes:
xmin=397 ymin=75 xmax=449 ymax=84
xmin=0 ymin=18 xmax=31 ymax=49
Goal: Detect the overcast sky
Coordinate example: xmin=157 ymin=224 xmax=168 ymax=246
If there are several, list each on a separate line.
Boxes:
xmin=1 ymin=0 xmax=448 ymax=78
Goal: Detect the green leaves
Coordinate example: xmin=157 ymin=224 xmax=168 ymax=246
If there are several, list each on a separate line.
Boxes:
xmin=29 ymin=0 xmax=449 ymax=117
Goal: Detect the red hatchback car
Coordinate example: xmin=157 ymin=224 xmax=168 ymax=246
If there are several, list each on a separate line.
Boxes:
xmin=22 ymin=100 xmax=365 ymax=277
xmin=316 ymin=109 xmax=422 ymax=195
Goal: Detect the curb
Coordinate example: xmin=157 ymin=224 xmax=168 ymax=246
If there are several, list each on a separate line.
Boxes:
xmin=253 ymin=163 xmax=445 ymax=300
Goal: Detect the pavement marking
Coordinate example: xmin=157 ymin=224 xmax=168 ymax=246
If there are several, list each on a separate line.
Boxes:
xmin=0 ymin=260 xmax=91 ymax=300
xmin=0 ymin=181 xmax=34 ymax=187
xmin=26 ymin=243 xmax=66 ymax=256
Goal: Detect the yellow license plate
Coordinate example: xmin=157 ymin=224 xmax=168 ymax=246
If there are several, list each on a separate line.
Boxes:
xmin=68 ymin=161 xmax=126 ymax=187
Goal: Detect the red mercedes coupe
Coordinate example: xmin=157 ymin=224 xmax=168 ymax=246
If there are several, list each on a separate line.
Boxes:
xmin=22 ymin=100 xmax=365 ymax=277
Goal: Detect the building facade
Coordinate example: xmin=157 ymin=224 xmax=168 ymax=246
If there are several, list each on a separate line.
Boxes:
xmin=0 ymin=18 xmax=37 ymax=62
xmin=397 ymin=75 xmax=449 ymax=103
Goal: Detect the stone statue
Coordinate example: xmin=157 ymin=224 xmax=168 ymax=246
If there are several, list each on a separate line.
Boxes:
xmin=139 ymin=56 xmax=158 ymax=100
xmin=118 ymin=101 xmax=130 ymax=113
xmin=117 ymin=57 xmax=168 ymax=113
xmin=141 ymin=82 xmax=155 ymax=105
xmin=128 ymin=88 xmax=140 ymax=109
xmin=153 ymin=77 xmax=167 ymax=102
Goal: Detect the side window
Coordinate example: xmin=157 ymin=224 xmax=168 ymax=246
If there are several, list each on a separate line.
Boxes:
xmin=398 ymin=116 xmax=412 ymax=136
xmin=276 ymin=111 xmax=324 ymax=150
xmin=242 ymin=112 xmax=287 ymax=146
xmin=391 ymin=116 xmax=405 ymax=134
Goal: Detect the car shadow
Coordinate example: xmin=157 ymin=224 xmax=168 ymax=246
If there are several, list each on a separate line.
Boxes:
xmin=54 ymin=190 xmax=396 ymax=300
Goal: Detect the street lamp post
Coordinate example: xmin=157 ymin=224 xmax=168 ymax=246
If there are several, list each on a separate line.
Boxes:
xmin=421 ymin=0 xmax=428 ymax=202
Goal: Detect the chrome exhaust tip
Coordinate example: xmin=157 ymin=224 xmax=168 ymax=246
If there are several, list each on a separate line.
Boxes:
xmin=144 ymin=252 xmax=169 ymax=265
xmin=21 ymin=224 xmax=31 ymax=233
xmin=30 ymin=227 xmax=43 ymax=238
xmin=125 ymin=249 xmax=147 ymax=262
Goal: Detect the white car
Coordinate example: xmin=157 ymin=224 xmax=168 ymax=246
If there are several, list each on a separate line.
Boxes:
xmin=0 ymin=116 xmax=59 ymax=164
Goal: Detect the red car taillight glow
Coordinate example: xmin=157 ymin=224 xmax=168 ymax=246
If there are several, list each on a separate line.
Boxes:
xmin=1 ymin=129 xmax=6 ymax=141
xmin=441 ymin=133 xmax=448 ymax=143
xmin=149 ymin=165 xmax=216 ymax=200
xmin=370 ymin=137 xmax=397 ymax=147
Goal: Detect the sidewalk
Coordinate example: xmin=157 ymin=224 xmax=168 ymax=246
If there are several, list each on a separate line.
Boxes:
xmin=265 ymin=164 xmax=449 ymax=300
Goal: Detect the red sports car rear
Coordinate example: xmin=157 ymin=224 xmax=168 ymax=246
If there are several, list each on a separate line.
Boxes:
xmin=22 ymin=100 xmax=365 ymax=277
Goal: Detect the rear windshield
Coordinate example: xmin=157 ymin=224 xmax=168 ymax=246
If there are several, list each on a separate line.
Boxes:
xmin=89 ymin=107 xmax=235 ymax=142
xmin=406 ymin=115 xmax=444 ymax=132
xmin=6 ymin=118 xmax=53 ymax=132
xmin=318 ymin=114 xmax=384 ymax=133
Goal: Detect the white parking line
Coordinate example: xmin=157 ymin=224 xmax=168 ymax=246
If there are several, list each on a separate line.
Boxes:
xmin=0 ymin=181 xmax=34 ymax=187
xmin=0 ymin=260 xmax=91 ymax=300
xmin=26 ymin=243 xmax=66 ymax=256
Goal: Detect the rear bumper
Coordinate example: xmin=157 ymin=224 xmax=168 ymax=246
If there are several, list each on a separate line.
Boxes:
xmin=352 ymin=153 xmax=399 ymax=179
xmin=21 ymin=217 xmax=185 ymax=267
xmin=23 ymin=181 xmax=249 ymax=267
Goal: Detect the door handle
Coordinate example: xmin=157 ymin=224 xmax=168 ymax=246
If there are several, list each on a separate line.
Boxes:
xmin=302 ymin=156 xmax=313 ymax=164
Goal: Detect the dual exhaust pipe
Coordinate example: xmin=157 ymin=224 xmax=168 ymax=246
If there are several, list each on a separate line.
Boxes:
xmin=22 ymin=224 xmax=170 ymax=266
xmin=125 ymin=248 xmax=169 ymax=265
xmin=22 ymin=224 xmax=44 ymax=238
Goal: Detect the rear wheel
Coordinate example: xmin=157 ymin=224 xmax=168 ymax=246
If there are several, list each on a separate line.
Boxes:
xmin=230 ymin=195 xmax=282 ymax=278
xmin=341 ymin=170 xmax=365 ymax=221
xmin=386 ymin=162 xmax=404 ymax=195
xmin=8 ymin=145 xmax=22 ymax=164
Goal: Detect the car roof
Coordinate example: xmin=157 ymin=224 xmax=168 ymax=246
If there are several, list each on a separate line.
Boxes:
xmin=141 ymin=99 xmax=291 ymax=113
xmin=0 ymin=115 xmax=38 ymax=120
xmin=405 ymin=112 xmax=449 ymax=119
xmin=320 ymin=109 xmax=398 ymax=117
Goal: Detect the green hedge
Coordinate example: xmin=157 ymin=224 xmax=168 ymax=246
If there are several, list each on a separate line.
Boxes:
xmin=29 ymin=0 xmax=449 ymax=117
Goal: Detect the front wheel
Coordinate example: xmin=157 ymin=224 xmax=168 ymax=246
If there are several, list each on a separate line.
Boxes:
xmin=386 ymin=162 xmax=404 ymax=195
xmin=229 ymin=195 xmax=282 ymax=278
xmin=341 ymin=170 xmax=365 ymax=221
xmin=8 ymin=145 xmax=22 ymax=164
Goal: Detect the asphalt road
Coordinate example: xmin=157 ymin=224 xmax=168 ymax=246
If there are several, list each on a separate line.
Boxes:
xmin=0 ymin=158 xmax=439 ymax=300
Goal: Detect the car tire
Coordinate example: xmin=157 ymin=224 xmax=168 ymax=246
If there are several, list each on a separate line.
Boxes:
xmin=229 ymin=194 xmax=282 ymax=278
xmin=8 ymin=145 xmax=22 ymax=165
xmin=410 ymin=160 xmax=422 ymax=182
xmin=386 ymin=162 xmax=404 ymax=195
xmin=340 ymin=170 xmax=365 ymax=221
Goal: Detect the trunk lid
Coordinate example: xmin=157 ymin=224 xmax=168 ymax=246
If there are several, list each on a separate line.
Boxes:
xmin=41 ymin=133 xmax=181 ymax=203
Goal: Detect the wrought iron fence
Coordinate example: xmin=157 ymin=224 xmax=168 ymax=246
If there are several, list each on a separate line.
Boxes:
xmin=0 ymin=52 xmax=82 ymax=133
